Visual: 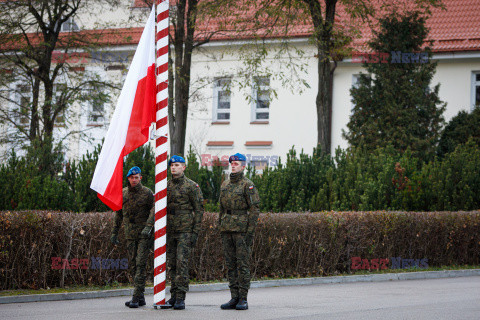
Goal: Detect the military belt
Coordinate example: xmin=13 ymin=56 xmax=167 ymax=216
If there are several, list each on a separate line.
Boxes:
xmin=168 ymin=209 xmax=192 ymax=215
xmin=226 ymin=209 xmax=248 ymax=215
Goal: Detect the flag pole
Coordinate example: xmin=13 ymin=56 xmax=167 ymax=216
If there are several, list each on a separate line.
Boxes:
xmin=153 ymin=0 xmax=169 ymax=308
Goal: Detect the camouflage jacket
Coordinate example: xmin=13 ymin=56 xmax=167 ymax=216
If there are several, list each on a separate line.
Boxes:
xmin=218 ymin=171 xmax=260 ymax=233
xmin=166 ymin=174 xmax=204 ymax=234
xmin=112 ymin=182 xmax=154 ymax=240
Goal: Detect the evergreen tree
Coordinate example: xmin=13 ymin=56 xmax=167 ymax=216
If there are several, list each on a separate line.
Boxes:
xmin=437 ymin=106 xmax=480 ymax=157
xmin=343 ymin=11 xmax=445 ymax=162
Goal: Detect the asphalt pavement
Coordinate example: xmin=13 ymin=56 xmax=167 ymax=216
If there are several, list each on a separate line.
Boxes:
xmin=1 ymin=276 xmax=479 ymax=320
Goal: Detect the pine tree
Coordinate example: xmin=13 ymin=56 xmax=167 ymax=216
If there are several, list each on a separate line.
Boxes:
xmin=343 ymin=11 xmax=445 ymax=162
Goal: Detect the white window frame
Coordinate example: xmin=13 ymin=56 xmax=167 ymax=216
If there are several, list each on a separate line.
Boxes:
xmin=351 ymin=74 xmax=361 ymax=113
xmin=212 ymin=77 xmax=231 ymax=122
xmin=60 ymin=17 xmax=79 ymax=32
xmin=86 ymin=84 xmax=106 ymax=125
xmin=471 ymin=71 xmax=480 ymax=111
xmin=251 ymin=76 xmax=270 ymax=122
xmin=14 ymin=84 xmax=31 ymax=126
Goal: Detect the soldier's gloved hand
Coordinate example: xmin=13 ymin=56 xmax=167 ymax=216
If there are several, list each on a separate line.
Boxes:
xmin=190 ymin=233 xmax=198 ymax=247
xmin=110 ymin=234 xmax=119 ymax=245
xmin=141 ymin=226 xmax=152 ymax=238
xmin=245 ymin=233 xmax=254 ymax=247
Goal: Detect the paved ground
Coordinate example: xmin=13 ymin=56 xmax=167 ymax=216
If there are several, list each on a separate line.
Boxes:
xmin=1 ymin=276 xmax=479 ymax=320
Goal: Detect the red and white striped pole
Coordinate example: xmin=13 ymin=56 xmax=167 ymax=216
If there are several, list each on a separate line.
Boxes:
xmin=154 ymin=0 xmax=169 ymax=308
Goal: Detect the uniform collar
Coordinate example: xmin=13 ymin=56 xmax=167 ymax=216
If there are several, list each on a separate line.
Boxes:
xmin=229 ymin=171 xmax=244 ymax=183
xmin=128 ymin=182 xmax=143 ymax=192
xmin=172 ymin=173 xmax=185 ymax=184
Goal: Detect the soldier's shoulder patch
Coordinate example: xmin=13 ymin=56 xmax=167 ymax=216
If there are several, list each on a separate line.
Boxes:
xmin=249 ymin=185 xmax=254 ymax=190
xmin=196 ymin=184 xmax=199 ymax=188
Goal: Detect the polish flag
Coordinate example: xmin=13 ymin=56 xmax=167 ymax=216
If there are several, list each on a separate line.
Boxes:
xmin=90 ymin=8 xmax=156 ymax=211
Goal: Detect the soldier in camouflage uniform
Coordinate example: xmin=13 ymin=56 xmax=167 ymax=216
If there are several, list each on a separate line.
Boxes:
xmin=164 ymin=155 xmax=204 ymax=310
xmin=219 ymin=153 xmax=260 ymax=311
xmin=110 ymin=166 xmax=155 ymax=308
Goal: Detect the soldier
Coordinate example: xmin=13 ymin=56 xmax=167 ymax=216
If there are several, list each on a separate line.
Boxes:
xmin=110 ymin=166 xmax=154 ymax=308
xmin=164 ymin=155 xmax=204 ymax=310
xmin=219 ymin=153 xmax=260 ymax=310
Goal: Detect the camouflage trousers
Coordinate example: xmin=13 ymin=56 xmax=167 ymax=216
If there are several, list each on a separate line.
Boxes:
xmin=127 ymin=237 xmax=152 ymax=297
xmin=221 ymin=232 xmax=252 ymax=299
xmin=167 ymin=232 xmax=193 ymax=300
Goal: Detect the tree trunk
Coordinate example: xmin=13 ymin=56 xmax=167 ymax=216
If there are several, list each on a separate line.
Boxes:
xmin=305 ymin=0 xmax=337 ymax=154
xmin=169 ymin=0 xmax=198 ymax=157
xmin=316 ymin=55 xmax=333 ymax=153
xmin=29 ymin=78 xmax=40 ymax=140
xmin=42 ymin=81 xmax=54 ymax=141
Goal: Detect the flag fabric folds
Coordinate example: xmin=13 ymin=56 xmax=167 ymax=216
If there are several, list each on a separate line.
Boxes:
xmin=90 ymin=8 xmax=156 ymax=211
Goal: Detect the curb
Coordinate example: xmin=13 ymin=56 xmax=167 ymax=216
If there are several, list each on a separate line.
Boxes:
xmin=1 ymin=269 xmax=479 ymax=304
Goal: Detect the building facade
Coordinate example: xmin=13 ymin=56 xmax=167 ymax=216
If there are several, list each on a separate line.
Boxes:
xmin=1 ymin=0 xmax=479 ymax=172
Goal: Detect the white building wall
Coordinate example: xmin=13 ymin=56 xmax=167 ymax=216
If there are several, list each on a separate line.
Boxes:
xmin=69 ymin=46 xmax=480 ymax=165
xmin=183 ymin=41 xmax=320 ymax=165
xmin=433 ymin=57 xmax=480 ymax=119
xmin=4 ymin=38 xmax=479 ymax=164
xmin=3 ymin=1 xmax=480 ymax=166
xmin=331 ymin=64 xmax=365 ymax=151
xmin=331 ymin=55 xmax=480 ymax=153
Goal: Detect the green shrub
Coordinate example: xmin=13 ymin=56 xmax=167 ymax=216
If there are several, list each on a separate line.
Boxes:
xmin=1 ymin=140 xmax=479 ymax=212
xmin=437 ymin=106 xmax=480 ymax=158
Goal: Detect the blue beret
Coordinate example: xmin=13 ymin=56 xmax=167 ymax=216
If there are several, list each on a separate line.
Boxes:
xmin=168 ymin=155 xmax=186 ymax=166
xmin=126 ymin=166 xmax=141 ymax=177
xmin=229 ymin=153 xmax=246 ymax=163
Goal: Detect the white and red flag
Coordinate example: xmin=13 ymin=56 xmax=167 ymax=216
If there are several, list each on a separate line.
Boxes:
xmin=90 ymin=7 xmax=156 ymax=211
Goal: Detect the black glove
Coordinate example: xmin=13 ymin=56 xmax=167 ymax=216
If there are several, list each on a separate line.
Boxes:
xmin=245 ymin=233 xmax=254 ymax=247
xmin=191 ymin=233 xmax=198 ymax=247
xmin=141 ymin=226 xmax=152 ymax=238
xmin=110 ymin=233 xmax=119 ymax=245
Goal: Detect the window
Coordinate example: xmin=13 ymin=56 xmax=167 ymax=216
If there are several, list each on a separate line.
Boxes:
xmin=472 ymin=72 xmax=480 ymax=111
xmin=252 ymin=76 xmax=270 ymax=121
xmin=15 ymin=85 xmax=30 ymax=126
xmin=89 ymin=100 xmax=105 ymax=125
xmin=352 ymin=74 xmax=360 ymax=89
xmin=86 ymin=84 xmax=106 ymax=125
xmin=351 ymin=74 xmax=361 ymax=112
xmin=60 ymin=17 xmax=79 ymax=32
xmin=54 ymin=84 xmax=66 ymax=125
xmin=212 ymin=77 xmax=231 ymax=122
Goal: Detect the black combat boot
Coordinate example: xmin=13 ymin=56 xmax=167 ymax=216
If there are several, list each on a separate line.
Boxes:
xmin=220 ymin=298 xmax=239 ymax=310
xmin=125 ymin=296 xmax=140 ymax=308
xmin=125 ymin=295 xmax=146 ymax=307
xmin=173 ymin=298 xmax=185 ymax=310
xmin=163 ymin=295 xmax=176 ymax=308
xmin=236 ymin=298 xmax=248 ymax=310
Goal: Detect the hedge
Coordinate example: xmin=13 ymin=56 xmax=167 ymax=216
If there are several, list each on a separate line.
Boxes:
xmin=1 ymin=210 xmax=479 ymax=290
